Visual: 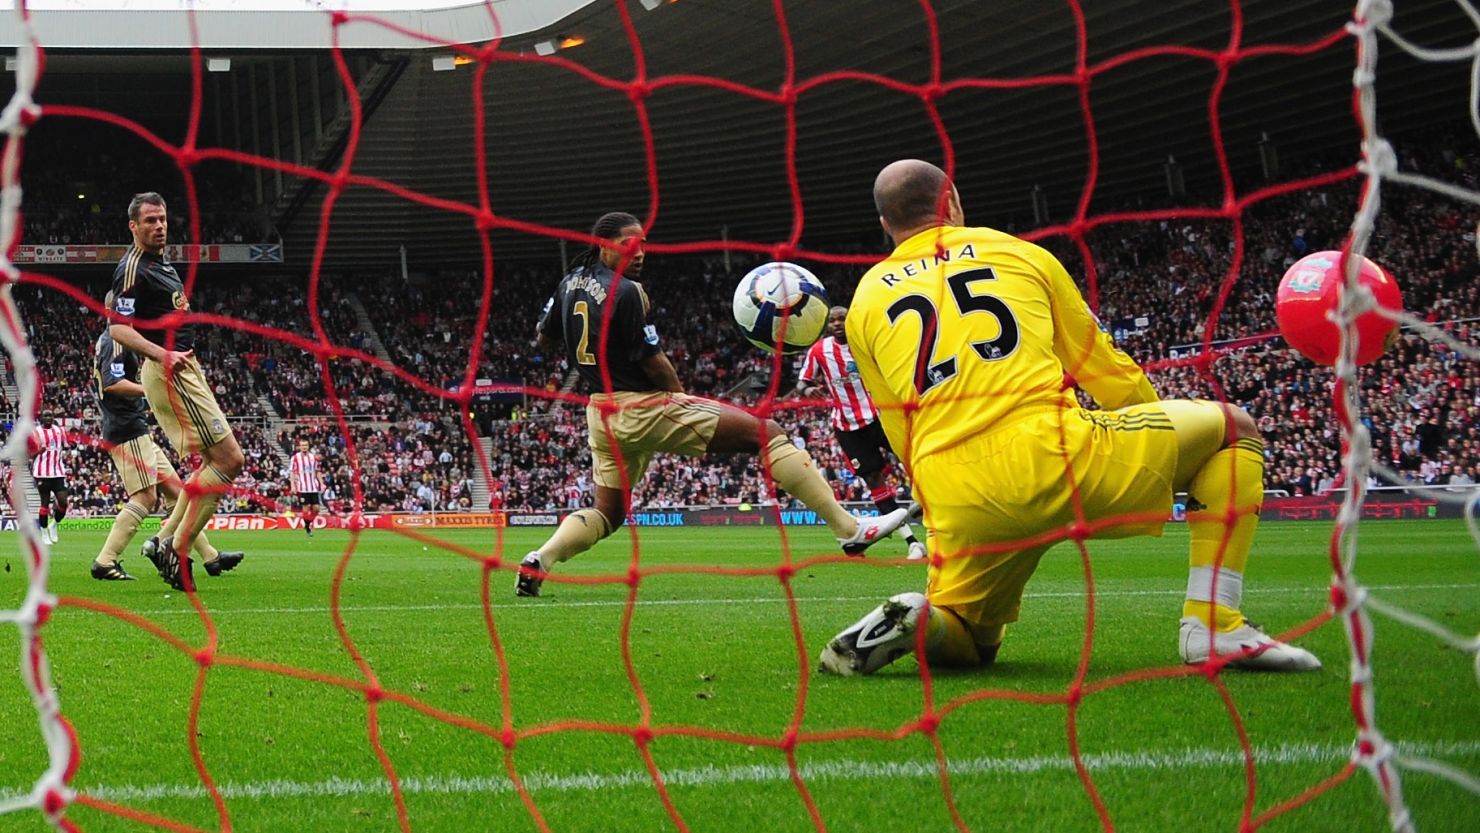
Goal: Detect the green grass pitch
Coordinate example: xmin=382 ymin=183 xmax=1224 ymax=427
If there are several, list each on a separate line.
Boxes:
xmin=0 ymin=520 xmax=1476 ymax=832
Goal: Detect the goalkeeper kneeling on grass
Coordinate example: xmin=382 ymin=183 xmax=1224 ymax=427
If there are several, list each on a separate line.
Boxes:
xmin=818 ymin=160 xmax=1320 ymax=675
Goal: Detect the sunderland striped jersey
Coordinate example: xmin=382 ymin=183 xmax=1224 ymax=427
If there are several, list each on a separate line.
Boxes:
xmin=289 ymin=450 xmax=322 ymax=494
xmin=30 ymin=424 xmax=68 ymax=479
xmin=798 ymin=336 xmax=878 ymax=432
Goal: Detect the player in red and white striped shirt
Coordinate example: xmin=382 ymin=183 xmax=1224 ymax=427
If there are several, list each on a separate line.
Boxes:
xmin=30 ymin=414 xmax=71 ymax=544
xmin=289 ymin=440 xmax=323 ymax=538
xmin=798 ymin=306 xmax=926 ymax=559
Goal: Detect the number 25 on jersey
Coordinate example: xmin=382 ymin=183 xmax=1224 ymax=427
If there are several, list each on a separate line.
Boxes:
xmin=885 ymin=267 xmax=1021 ymax=397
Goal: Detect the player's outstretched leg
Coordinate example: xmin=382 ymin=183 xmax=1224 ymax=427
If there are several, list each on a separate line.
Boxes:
xmin=721 ymin=421 xmax=900 ymax=556
xmin=517 ymin=506 xmax=615 ymax=597
xmin=1165 ymin=401 xmax=1320 ymax=671
xmin=755 ymin=432 xmax=908 ymax=553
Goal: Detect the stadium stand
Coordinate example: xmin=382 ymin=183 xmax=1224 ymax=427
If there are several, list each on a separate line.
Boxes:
xmin=3 ymin=135 xmax=1476 ymax=516
xmin=20 ymin=133 xmax=273 ymax=247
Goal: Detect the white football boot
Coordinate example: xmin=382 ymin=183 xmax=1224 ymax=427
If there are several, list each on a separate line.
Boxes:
xmin=838 ymin=507 xmax=910 ymax=556
xmin=1178 ymin=616 xmax=1321 ymax=671
xmin=906 ymin=541 xmax=928 ymax=561
xmin=819 ymin=592 xmax=928 ymax=676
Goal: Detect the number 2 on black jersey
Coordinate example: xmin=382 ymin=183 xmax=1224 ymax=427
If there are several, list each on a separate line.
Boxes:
xmin=572 ymin=300 xmax=597 ymax=366
xmin=885 ymin=267 xmax=1021 ymax=397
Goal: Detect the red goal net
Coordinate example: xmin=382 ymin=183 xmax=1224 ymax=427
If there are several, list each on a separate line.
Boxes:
xmin=2 ymin=1 xmax=1477 ymax=832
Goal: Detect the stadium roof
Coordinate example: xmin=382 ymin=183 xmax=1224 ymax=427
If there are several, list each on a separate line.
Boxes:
xmin=6 ymin=1 xmax=1477 ymax=269
xmin=2 ymin=1 xmax=575 ymax=49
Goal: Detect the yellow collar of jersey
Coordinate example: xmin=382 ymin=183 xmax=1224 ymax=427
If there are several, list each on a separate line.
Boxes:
xmin=894 ymin=224 xmax=965 ymax=255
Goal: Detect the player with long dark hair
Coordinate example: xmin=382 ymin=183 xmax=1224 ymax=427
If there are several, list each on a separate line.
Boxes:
xmin=516 ymin=212 xmax=911 ymax=597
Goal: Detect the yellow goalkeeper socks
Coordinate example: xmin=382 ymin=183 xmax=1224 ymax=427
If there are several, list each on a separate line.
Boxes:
xmin=536 ymin=508 xmax=613 ymax=567
xmin=763 ymin=434 xmax=858 ymax=539
xmin=1183 ymin=600 xmax=1246 ymax=633
xmin=1183 ymin=438 xmax=1263 ymax=632
xmin=923 ymin=605 xmax=989 ymax=668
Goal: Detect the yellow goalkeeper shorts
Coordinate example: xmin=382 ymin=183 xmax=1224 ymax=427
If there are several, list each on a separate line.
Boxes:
xmin=916 ymin=400 xmax=1227 ymax=636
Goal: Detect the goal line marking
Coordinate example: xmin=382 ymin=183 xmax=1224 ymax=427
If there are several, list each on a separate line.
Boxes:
xmin=13 ymin=739 xmax=1478 ymax=805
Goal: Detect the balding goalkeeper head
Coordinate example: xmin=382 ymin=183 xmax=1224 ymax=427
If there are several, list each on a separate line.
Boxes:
xmin=873 ymin=159 xmax=964 ymax=246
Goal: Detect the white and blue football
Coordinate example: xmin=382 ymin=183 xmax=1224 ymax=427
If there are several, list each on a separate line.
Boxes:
xmin=732 ymin=262 xmax=829 ymax=355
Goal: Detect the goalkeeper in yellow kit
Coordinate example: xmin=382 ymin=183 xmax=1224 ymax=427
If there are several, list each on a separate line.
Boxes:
xmin=818 ymin=160 xmax=1321 ymax=675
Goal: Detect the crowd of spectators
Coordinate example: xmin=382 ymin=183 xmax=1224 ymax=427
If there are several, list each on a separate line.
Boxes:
xmin=3 ymin=132 xmax=1477 ymax=517
xmin=0 ymin=420 xmax=286 ymax=517
xmin=200 ymin=278 xmax=377 ymax=419
xmin=1071 ymin=142 xmax=1479 ymax=363
xmin=19 ymin=132 xmax=274 ymax=247
xmin=280 ymin=417 xmax=479 ymax=514
xmin=353 ymin=272 xmax=564 ymax=420
xmin=0 ymin=277 xmax=483 ymax=517
xmin=479 ymin=139 xmax=1480 ymax=510
xmin=7 ymin=282 xmax=271 ymax=423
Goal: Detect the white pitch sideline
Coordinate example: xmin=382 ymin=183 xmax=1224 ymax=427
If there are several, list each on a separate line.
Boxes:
xmin=4 ymin=740 xmax=1477 ymax=805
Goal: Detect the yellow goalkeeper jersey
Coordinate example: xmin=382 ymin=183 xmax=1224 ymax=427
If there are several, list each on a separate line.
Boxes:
xmin=846 ymin=225 xmax=1158 ymax=467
